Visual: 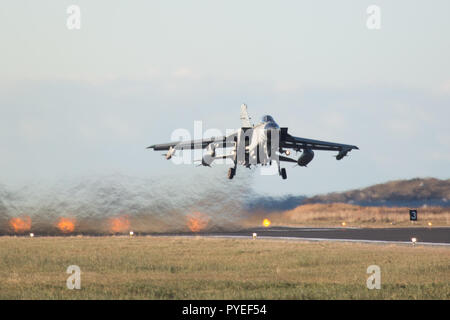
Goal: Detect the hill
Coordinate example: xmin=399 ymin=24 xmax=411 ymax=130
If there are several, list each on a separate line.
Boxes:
xmin=303 ymin=177 xmax=450 ymax=207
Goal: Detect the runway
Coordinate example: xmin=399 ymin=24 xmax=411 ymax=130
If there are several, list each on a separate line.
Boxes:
xmin=164 ymin=227 xmax=450 ymax=246
xmin=3 ymin=227 xmax=450 ymax=246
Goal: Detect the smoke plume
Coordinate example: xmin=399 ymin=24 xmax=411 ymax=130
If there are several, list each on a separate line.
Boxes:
xmin=0 ymin=169 xmax=260 ymax=235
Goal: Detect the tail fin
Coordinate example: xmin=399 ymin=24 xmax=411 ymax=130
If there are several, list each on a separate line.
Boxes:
xmin=240 ymin=104 xmax=252 ymax=127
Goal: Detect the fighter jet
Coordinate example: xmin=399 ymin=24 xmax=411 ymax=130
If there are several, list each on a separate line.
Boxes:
xmin=147 ymin=104 xmax=359 ymax=180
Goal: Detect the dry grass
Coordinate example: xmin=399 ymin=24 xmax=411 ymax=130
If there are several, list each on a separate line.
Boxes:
xmin=0 ymin=236 xmax=449 ymax=299
xmin=243 ymin=204 xmax=450 ymax=228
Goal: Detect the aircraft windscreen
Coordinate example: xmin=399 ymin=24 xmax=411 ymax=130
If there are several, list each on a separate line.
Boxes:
xmin=261 ymin=115 xmax=275 ymax=123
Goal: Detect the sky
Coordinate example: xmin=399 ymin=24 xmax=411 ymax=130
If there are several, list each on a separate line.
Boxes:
xmin=1 ymin=1 xmax=449 ymax=196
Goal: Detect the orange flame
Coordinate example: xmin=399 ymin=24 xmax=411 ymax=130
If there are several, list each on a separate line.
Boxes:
xmin=263 ymin=218 xmax=271 ymax=227
xmin=57 ymin=217 xmax=76 ymax=233
xmin=187 ymin=212 xmax=209 ymax=232
xmin=9 ymin=216 xmax=32 ymax=233
xmin=109 ymin=216 xmax=131 ymax=233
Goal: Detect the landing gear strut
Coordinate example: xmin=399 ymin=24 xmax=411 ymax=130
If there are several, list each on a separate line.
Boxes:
xmin=280 ymin=168 xmax=287 ymax=180
xmin=276 ymin=161 xmax=287 ymax=180
xmin=228 ymin=147 xmax=237 ymax=180
xmin=228 ymin=167 xmax=235 ymax=179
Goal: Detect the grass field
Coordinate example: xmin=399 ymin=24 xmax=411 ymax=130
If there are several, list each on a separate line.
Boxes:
xmin=0 ymin=236 xmax=449 ymax=299
xmin=244 ymin=203 xmax=450 ymax=228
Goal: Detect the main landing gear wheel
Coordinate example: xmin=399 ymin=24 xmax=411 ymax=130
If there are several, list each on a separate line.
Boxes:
xmin=280 ymin=168 xmax=287 ymax=180
xmin=228 ymin=168 xmax=235 ymax=179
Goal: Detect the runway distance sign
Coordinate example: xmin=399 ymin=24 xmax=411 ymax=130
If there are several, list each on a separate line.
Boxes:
xmin=409 ymin=209 xmax=418 ymax=221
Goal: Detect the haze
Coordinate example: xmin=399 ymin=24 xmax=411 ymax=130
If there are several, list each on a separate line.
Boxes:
xmin=1 ymin=1 xmax=449 ymax=196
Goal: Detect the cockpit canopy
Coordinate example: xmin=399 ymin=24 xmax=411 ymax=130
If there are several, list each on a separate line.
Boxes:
xmin=261 ymin=115 xmax=275 ymax=123
xmin=261 ymin=115 xmax=279 ymax=129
